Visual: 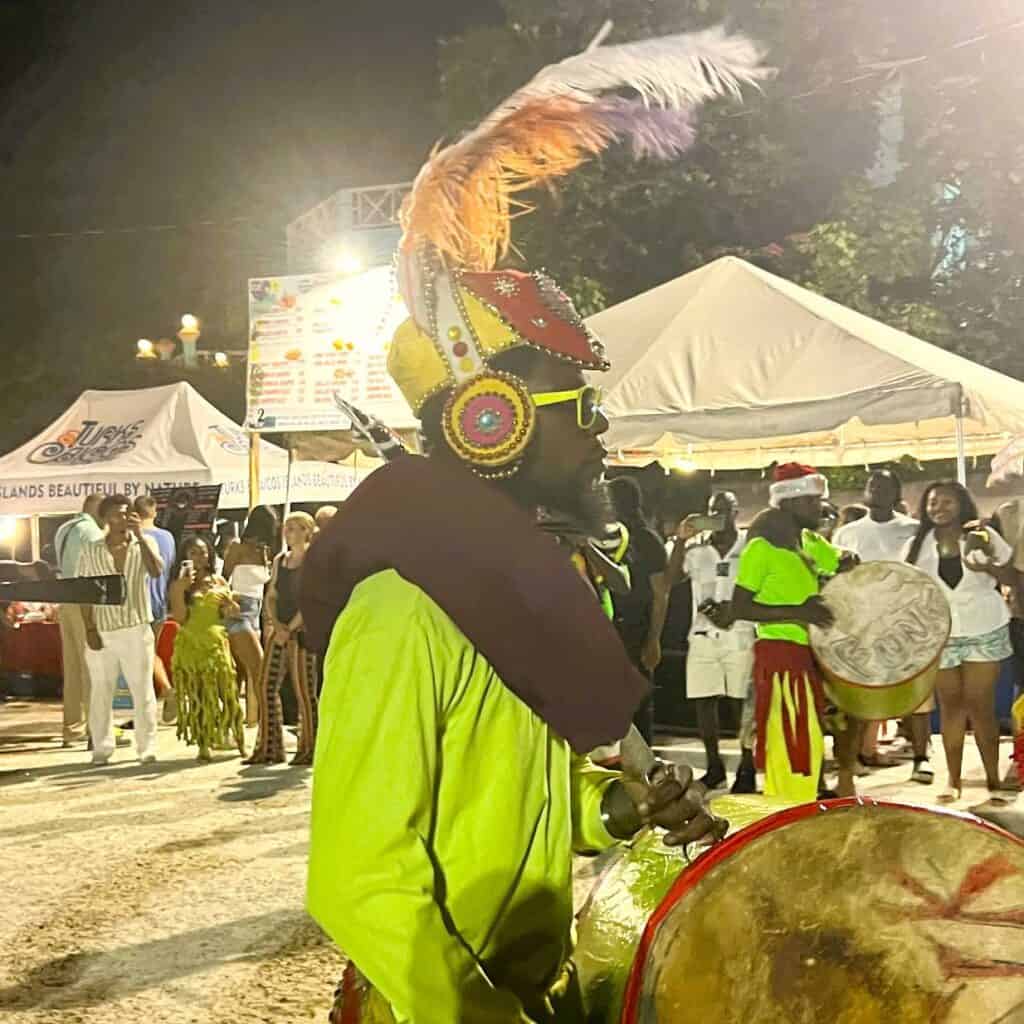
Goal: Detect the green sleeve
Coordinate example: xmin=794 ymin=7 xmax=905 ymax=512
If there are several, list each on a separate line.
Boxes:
xmin=307 ymin=597 xmax=532 ymax=1024
xmin=570 ymin=754 xmax=620 ymax=854
xmin=803 ymin=531 xmax=841 ymax=575
xmin=735 ymin=537 xmax=768 ymax=593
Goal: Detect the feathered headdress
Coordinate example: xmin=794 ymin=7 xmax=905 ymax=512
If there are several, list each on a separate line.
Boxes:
xmin=388 ymin=24 xmax=769 ymax=460
xmin=400 ymin=27 xmax=769 ymax=277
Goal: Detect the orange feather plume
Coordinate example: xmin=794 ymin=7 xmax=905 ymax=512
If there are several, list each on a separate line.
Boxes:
xmin=400 ymin=96 xmax=613 ymax=272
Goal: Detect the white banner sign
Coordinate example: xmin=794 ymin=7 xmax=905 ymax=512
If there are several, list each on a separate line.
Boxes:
xmin=0 ymin=382 xmax=373 ymax=515
xmin=246 ymin=268 xmax=416 ymax=433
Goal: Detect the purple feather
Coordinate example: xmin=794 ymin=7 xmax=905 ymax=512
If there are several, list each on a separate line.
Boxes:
xmin=592 ymin=98 xmax=697 ymax=160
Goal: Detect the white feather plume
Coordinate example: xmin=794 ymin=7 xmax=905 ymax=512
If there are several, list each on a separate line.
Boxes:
xmin=482 ymin=26 xmax=772 ymax=127
xmin=398 ymin=24 xmax=771 ymax=273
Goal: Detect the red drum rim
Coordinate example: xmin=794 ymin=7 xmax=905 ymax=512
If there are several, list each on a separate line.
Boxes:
xmin=618 ymin=797 xmax=1023 ymax=1024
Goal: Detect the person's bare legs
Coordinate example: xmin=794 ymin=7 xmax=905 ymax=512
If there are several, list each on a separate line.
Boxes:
xmin=961 ymin=660 xmax=1003 ymax=790
xmin=229 ymin=629 xmax=264 ymax=727
xmin=835 ymin=716 xmax=863 ymax=797
xmin=153 ymin=653 xmax=171 ymax=700
xmin=907 ymin=711 xmax=934 ymax=783
xmin=860 ymin=720 xmax=881 ymax=758
xmin=695 ymin=697 xmax=726 ymax=787
xmin=910 ymin=713 xmax=931 ymax=760
xmin=935 ymin=666 xmax=967 ymax=794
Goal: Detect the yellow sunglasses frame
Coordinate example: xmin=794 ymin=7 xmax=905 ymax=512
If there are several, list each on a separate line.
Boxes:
xmin=531 ymin=384 xmax=604 ymax=430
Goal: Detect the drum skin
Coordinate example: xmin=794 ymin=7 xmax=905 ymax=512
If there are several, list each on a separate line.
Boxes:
xmin=810 ymin=561 xmax=951 ymax=719
xmin=576 ymin=795 xmax=791 ymax=1024
xmin=611 ymin=799 xmax=1024 ymax=1024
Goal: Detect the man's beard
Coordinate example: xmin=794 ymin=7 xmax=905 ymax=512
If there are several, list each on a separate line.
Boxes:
xmin=539 ymin=475 xmax=616 ymax=538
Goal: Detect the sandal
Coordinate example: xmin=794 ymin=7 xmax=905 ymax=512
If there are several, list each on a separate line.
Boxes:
xmin=860 ymin=753 xmax=900 ymax=769
xmin=937 ymin=786 xmax=961 ymax=804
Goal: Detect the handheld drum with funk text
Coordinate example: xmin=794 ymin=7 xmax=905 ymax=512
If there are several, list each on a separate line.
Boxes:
xmin=809 ymin=560 xmax=951 ymax=720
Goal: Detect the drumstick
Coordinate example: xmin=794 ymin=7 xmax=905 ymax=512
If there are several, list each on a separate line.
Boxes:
xmin=620 ymin=726 xmax=730 ymax=844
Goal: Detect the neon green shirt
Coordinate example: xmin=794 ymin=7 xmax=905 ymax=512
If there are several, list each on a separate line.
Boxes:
xmin=734 ymin=531 xmax=841 ymax=645
xmin=307 ymin=570 xmax=619 ymax=1024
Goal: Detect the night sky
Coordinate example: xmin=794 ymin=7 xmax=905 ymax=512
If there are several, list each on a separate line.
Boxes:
xmin=0 ymin=0 xmax=497 ymax=396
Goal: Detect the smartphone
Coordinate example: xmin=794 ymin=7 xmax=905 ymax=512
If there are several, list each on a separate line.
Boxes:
xmin=180 ymin=560 xmax=194 ymax=578
xmin=690 ymin=515 xmax=725 ymax=532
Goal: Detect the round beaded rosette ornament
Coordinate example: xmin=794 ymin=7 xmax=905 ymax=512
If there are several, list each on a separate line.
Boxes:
xmin=442 ymin=372 xmax=536 ymax=474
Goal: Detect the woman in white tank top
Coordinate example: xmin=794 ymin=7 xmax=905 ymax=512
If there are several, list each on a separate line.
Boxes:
xmin=222 ymin=506 xmax=279 ymax=728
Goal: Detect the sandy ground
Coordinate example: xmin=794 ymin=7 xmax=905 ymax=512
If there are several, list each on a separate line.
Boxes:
xmin=2 ymin=699 xmax=1021 ymax=1023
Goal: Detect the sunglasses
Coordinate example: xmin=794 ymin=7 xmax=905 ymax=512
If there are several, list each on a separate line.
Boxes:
xmin=531 ymin=384 xmax=604 ymax=430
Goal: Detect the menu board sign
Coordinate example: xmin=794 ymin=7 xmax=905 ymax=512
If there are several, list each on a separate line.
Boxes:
xmin=246 ymin=268 xmax=415 ymax=432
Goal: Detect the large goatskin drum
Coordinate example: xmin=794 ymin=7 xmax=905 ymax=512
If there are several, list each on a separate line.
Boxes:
xmin=576 ymin=797 xmax=1024 ymax=1024
xmin=810 ymin=561 xmax=951 ymax=719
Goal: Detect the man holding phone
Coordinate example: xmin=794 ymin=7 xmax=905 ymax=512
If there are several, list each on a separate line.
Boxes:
xmin=656 ymin=492 xmax=757 ymax=792
xmin=77 ymin=494 xmax=165 ymax=764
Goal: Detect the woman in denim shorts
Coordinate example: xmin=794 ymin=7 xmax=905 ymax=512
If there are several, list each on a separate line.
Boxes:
xmin=222 ymin=506 xmax=279 ymax=727
xmin=903 ymin=481 xmax=1016 ymax=806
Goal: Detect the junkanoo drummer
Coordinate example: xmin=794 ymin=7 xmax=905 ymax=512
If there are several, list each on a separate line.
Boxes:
xmin=731 ymin=464 xmax=858 ymax=803
xmin=299 ymin=26 xmax=768 ymax=1024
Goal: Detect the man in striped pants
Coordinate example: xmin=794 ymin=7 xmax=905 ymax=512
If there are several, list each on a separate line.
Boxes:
xmin=78 ymin=494 xmax=166 ymax=765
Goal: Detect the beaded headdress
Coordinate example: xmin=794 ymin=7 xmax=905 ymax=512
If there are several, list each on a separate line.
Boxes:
xmin=388 ymin=26 xmax=769 ymax=474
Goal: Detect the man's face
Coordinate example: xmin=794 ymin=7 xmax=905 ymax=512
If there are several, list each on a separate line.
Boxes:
xmin=709 ymin=492 xmax=738 ymax=527
xmin=864 ymin=473 xmax=899 ymax=513
xmin=104 ymin=503 xmax=131 ymax=535
xmin=784 ymin=494 xmax=822 ymax=530
xmin=515 ymin=357 xmax=609 ymax=529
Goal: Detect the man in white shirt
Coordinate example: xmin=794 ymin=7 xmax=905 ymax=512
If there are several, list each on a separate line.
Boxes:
xmin=833 ymin=470 xmax=932 ymax=783
xmin=666 ymin=492 xmax=757 ymax=793
xmin=78 ymin=494 xmax=165 ymax=764
xmin=54 ymin=495 xmax=104 ymax=745
xmin=833 ymin=470 xmax=918 ymax=562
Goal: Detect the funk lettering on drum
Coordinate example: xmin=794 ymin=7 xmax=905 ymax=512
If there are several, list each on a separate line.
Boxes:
xmin=811 ymin=562 xmax=952 ymax=719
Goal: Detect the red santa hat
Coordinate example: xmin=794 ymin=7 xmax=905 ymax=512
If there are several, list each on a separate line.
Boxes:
xmin=769 ymin=462 xmax=829 ymax=508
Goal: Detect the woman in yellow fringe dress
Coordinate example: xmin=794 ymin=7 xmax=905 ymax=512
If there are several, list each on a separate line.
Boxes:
xmin=168 ymin=535 xmax=246 ymax=762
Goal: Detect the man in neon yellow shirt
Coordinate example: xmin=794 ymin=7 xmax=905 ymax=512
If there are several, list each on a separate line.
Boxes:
xmin=304 ymin=345 xmax=719 ymax=1023
xmin=300 ymin=26 xmax=765 ymax=1017
xmin=730 ymin=464 xmax=849 ymax=803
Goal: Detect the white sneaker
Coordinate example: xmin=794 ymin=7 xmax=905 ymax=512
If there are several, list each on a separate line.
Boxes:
xmin=140 ymin=753 xmax=157 ymax=764
xmin=91 ymin=754 xmax=111 ymax=766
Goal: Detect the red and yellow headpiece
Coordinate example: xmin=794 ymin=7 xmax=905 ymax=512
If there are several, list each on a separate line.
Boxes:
xmin=388 ymin=26 xmax=769 ymax=473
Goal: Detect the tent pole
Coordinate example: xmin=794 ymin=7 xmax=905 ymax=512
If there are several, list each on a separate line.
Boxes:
xmin=30 ymin=515 xmax=40 ymax=562
xmin=248 ymin=432 xmax=260 ymax=511
xmin=284 ymin=448 xmax=294 ymax=519
xmin=954 ymin=386 xmax=967 ymax=485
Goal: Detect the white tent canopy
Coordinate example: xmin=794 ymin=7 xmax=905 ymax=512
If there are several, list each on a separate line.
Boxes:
xmin=588 ymin=256 xmax=1024 ymax=470
xmin=0 ymin=382 xmax=374 ymax=515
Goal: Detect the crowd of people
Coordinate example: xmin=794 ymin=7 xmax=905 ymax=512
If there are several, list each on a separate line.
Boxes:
xmin=606 ymin=465 xmax=1022 ymax=809
xmin=36 ymin=461 xmax=1023 ymax=811
xmin=52 ymin=492 xmax=340 ymax=767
